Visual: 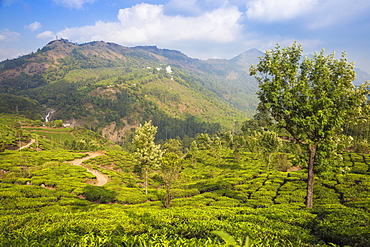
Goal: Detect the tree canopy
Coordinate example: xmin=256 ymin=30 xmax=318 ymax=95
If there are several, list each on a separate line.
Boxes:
xmin=259 ymin=131 xmax=282 ymax=171
xmin=132 ymin=121 xmax=164 ymax=194
xmin=160 ymin=152 xmax=182 ymax=208
xmin=250 ymin=42 xmax=369 ymax=208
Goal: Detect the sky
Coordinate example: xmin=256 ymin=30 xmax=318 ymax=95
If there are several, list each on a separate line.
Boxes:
xmin=1 ymin=0 xmax=370 ymax=73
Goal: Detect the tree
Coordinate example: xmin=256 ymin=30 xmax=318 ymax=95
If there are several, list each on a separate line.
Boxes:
xmin=221 ymin=131 xmax=234 ymax=149
xmin=259 ymin=131 xmax=282 ymax=171
xmin=250 ymin=42 xmax=369 ymax=208
xmin=160 ymin=152 xmax=182 ymax=208
xmin=188 ymin=140 xmax=199 ymax=164
xmin=196 ymin=133 xmax=212 ymax=150
xmin=244 ymin=131 xmax=261 ymax=158
xmin=233 ymin=148 xmax=241 ymax=163
xmin=132 ymin=121 xmax=164 ymax=195
xmin=53 ymin=119 xmax=63 ymax=127
xmin=162 ymin=138 xmax=182 ymax=156
xmin=211 ymin=136 xmax=223 ymax=165
xmin=241 ymin=109 xmax=272 ymax=135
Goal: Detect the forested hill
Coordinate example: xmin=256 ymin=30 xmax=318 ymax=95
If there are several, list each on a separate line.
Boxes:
xmin=0 ymin=39 xmax=263 ymax=143
xmin=0 ymin=39 xmax=262 ymax=111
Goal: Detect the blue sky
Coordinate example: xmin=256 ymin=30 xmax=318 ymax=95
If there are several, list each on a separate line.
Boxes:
xmin=1 ymin=0 xmax=370 ymax=73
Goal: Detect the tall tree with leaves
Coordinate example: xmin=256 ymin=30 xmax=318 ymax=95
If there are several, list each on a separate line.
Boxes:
xmin=162 ymin=138 xmax=183 ymax=156
xmin=259 ymin=131 xmax=282 ymax=171
xmin=188 ymin=140 xmax=199 ymax=165
xmin=245 ymin=131 xmax=261 ymax=158
xmin=211 ymin=136 xmax=223 ymax=166
xmin=132 ymin=121 xmax=163 ymax=195
xmin=160 ymin=152 xmax=182 ymax=208
xmin=250 ymin=42 xmax=369 ymax=208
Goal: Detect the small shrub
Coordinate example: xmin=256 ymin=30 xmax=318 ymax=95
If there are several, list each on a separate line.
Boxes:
xmin=82 ymin=185 xmax=116 ymax=203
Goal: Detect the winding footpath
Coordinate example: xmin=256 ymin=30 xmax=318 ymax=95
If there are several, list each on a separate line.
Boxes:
xmin=67 ymin=152 xmax=109 ymax=186
xmin=17 ymin=139 xmax=108 ymax=186
xmin=17 ymin=139 xmax=36 ymax=151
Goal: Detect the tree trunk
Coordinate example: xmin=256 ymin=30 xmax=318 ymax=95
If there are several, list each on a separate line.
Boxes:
xmin=165 ymin=185 xmax=171 ymax=208
xmin=306 ymin=144 xmax=317 ymax=208
xmin=267 ymin=153 xmax=271 ymax=171
xmin=145 ymin=168 xmax=148 ymax=195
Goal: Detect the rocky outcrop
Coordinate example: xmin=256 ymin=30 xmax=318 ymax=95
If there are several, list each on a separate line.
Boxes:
xmin=101 ymin=121 xmax=138 ymax=144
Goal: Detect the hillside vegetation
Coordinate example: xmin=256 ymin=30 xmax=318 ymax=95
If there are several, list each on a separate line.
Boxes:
xmin=1 ymin=41 xmax=370 ymax=246
xmin=0 ymin=114 xmax=370 ymax=246
xmin=0 ymin=39 xmax=261 ymax=143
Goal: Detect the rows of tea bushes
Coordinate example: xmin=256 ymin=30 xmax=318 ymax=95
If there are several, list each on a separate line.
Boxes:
xmin=23 ymin=126 xmax=119 ymax=151
xmin=0 ymin=204 xmax=322 ymax=246
xmin=0 ymin=113 xmax=120 ymax=152
xmin=1 ymin=147 xmax=370 ymax=246
xmin=0 ymin=150 xmax=94 ymax=213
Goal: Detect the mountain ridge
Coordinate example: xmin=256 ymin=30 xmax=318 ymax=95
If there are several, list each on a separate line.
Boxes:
xmin=1 ymin=39 xmax=368 ymax=143
xmin=0 ymin=39 xmax=261 ymax=143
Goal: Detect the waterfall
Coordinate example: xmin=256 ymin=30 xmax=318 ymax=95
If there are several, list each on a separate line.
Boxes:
xmin=45 ymin=111 xmax=51 ymax=122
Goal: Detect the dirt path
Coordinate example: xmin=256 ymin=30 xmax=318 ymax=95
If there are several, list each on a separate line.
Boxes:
xmin=17 ymin=139 xmax=36 ymax=151
xmin=67 ymin=152 xmax=109 ymax=186
xmin=17 ymin=139 xmax=109 ymax=186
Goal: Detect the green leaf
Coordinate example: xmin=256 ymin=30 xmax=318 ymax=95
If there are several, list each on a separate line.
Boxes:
xmin=212 ymin=231 xmax=238 ymax=246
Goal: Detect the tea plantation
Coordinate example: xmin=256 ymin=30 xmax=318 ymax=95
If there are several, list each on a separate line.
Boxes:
xmin=1 ymin=145 xmax=370 ymax=246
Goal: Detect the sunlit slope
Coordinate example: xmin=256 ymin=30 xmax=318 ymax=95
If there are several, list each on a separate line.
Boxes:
xmin=0 ymin=39 xmax=262 ymax=140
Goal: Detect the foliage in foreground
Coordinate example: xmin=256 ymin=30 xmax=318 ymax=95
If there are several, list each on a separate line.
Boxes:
xmin=250 ymin=42 xmax=369 ymax=208
xmin=1 ymin=145 xmax=370 ymax=246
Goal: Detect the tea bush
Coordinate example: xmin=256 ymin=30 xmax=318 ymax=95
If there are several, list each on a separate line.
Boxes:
xmin=0 ymin=147 xmax=370 ymax=246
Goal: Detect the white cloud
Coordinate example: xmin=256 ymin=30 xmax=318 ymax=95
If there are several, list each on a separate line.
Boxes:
xmin=25 ymin=21 xmax=42 ymax=31
xmin=57 ymin=3 xmax=242 ymax=46
xmin=246 ymin=0 xmax=318 ymax=22
xmin=0 ymin=29 xmax=20 ymax=42
xmin=36 ymin=31 xmax=55 ymax=40
xmin=53 ymin=0 xmax=96 ymax=9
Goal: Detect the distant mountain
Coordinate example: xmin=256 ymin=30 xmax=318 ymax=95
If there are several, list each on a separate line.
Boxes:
xmin=354 ymin=68 xmax=370 ymax=86
xmin=3 ymin=40 xmax=366 ymax=144
xmin=0 ymin=39 xmax=260 ymax=143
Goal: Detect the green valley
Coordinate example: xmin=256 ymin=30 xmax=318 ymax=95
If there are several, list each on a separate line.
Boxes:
xmin=0 ymin=112 xmax=370 ymax=246
xmin=0 ymin=41 xmax=370 ymax=247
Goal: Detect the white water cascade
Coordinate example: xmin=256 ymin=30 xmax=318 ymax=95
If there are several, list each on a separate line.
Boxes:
xmin=45 ymin=111 xmax=51 ymax=122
